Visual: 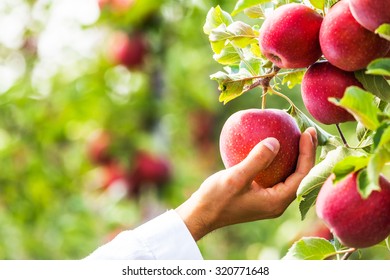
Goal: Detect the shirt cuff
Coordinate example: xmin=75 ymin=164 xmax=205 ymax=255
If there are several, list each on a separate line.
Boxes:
xmin=133 ymin=209 xmax=203 ymax=260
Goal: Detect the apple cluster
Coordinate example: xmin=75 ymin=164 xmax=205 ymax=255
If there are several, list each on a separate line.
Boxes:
xmin=259 ymin=0 xmax=390 ymax=126
xmin=257 ymin=0 xmax=390 ymax=249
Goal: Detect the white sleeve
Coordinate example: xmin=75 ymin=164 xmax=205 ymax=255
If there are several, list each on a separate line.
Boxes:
xmin=84 ymin=209 xmax=203 ymax=260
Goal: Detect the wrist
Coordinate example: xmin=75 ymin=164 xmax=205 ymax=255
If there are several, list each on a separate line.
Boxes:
xmin=175 ymin=192 xmax=217 ymax=241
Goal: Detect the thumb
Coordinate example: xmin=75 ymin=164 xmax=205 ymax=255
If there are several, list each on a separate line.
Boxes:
xmin=233 ymin=137 xmax=280 ymax=182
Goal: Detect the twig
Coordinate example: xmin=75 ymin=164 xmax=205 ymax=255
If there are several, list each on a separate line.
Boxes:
xmin=336 ymin=124 xmax=349 ymax=148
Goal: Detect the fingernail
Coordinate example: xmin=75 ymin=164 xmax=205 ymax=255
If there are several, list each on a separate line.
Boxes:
xmin=305 ymin=127 xmax=317 ymax=144
xmin=308 ymin=127 xmax=317 ymax=144
xmin=262 ymin=137 xmax=280 ymax=153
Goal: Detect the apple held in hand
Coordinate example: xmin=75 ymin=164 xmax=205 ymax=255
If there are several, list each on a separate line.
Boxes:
xmin=316 ymin=172 xmax=390 ymax=248
xmin=219 ymin=109 xmax=301 ymax=188
xmin=301 ymin=61 xmax=363 ymax=125
xmin=319 ymin=0 xmax=390 ymax=72
xmin=258 ymin=3 xmax=323 ymax=69
xmin=349 ymin=0 xmax=390 ymax=32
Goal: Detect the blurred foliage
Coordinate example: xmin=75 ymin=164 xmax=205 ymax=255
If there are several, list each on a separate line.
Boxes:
xmin=0 ymin=0 xmax=387 ymax=260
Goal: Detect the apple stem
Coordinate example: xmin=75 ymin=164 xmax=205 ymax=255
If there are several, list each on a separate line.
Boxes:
xmin=341 ymin=248 xmax=356 ymax=260
xmin=267 ymin=86 xmax=296 ymax=108
xmin=261 ymin=92 xmax=267 ymax=109
xmin=326 ymin=247 xmax=356 ymax=260
xmin=336 ymin=124 xmax=349 ymax=148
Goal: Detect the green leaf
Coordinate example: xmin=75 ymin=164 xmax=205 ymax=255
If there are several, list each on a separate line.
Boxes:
xmin=355 ymin=71 xmax=390 ymax=103
xmin=368 ymin=148 xmax=389 ymax=186
xmin=330 ymin=86 xmax=381 ymax=130
xmin=363 ymin=128 xmax=390 ymax=197
xmin=231 ymin=0 xmax=270 ymax=16
xmin=366 ymin=58 xmax=390 ymax=77
xmin=333 ymin=155 xmax=369 ymax=183
xmin=357 ymin=168 xmax=381 ymax=199
xmin=283 ymin=237 xmax=336 ymax=260
xmin=372 ymin=122 xmax=390 ymax=151
xmin=375 ymin=23 xmax=390 ymax=41
xmin=287 ymin=106 xmax=333 ymax=146
xmin=282 ymin=70 xmax=305 ymax=89
xmin=297 ymin=147 xmax=364 ymax=220
xmin=209 ymin=21 xmax=259 ymax=50
xmin=319 ymin=136 xmax=343 ymax=160
xmin=309 ymin=0 xmax=325 ymax=10
xmin=250 ymin=42 xmax=262 ymax=58
xmin=244 ymin=5 xmax=265 ymax=19
xmin=210 ymin=66 xmax=256 ymax=104
xmin=226 ymin=22 xmax=259 ymax=48
xmin=210 ymin=40 xmax=226 ymax=55
xmin=203 ymin=6 xmax=233 ymax=35
xmin=356 ymin=122 xmax=373 ymax=152
xmin=213 ymin=42 xmax=242 ymax=65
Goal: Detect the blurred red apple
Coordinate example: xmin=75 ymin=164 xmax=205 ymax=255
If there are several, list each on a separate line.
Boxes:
xmin=219 ymin=109 xmax=301 ymax=188
xmin=98 ymin=0 xmax=134 ymax=13
xmin=349 ymin=0 xmax=390 ymax=32
xmin=189 ymin=109 xmax=216 ymax=150
xmin=319 ymin=1 xmax=390 ymax=71
xmin=307 ymin=221 xmax=333 ymax=241
xmin=292 ymin=220 xmax=333 ymax=244
xmin=101 ymin=161 xmax=127 ymax=190
xmin=87 ymin=130 xmax=112 ymax=165
xmin=108 ymin=31 xmax=148 ymax=69
xmin=316 ymin=172 xmax=390 ymax=248
xmin=301 ymin=61 xmax=362 ymax=125
xmin=258 ymin=3 xmax=323 ymax=69
xmin=128 ymin=151 xmax=172 ymax=196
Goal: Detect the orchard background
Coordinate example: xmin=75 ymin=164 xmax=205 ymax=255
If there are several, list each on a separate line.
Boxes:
xmin=0 ymin=0 xmax=389 ymax=260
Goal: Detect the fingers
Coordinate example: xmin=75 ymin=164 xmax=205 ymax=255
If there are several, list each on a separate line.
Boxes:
xmin=231 ymin=137 xmax=280 ymax=185
xmin=276 ymin=127 xmax=317 ymax=202
xmin=295 ymin=127 xmax=317 ymax=178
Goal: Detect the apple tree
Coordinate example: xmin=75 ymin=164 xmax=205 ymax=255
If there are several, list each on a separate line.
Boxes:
xmin=204 ymin=0 xmax=390 ymax=259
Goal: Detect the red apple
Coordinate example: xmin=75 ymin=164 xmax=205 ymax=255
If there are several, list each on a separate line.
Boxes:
xmin=258 ymin=3 xmax=323 ymax=69
xmin=108 ymin=31 xmax=147 ymax=69
xmin=349 ymin=0 xmax=390 ymax=32
xmin=316 ymin=172 xmax=390 ymax=248
xmin=219 ymin=109 xmax=301 ymax=188
xmin=319 ymin=1 xmax=390 ymax=71
xmin=301 ymin=61 xmax=362 ymax=125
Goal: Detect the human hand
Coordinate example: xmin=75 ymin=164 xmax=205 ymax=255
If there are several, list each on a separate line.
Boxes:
xmin=176 ymin=127 xmax=317 ymax=241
